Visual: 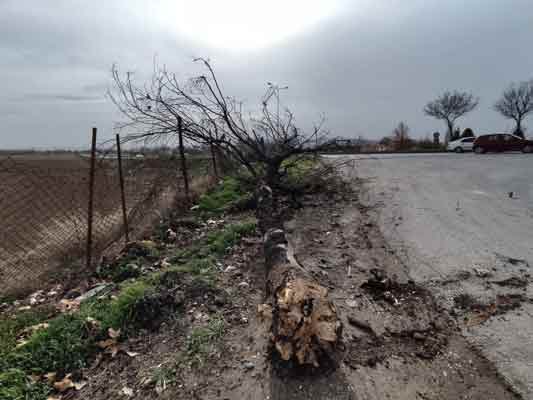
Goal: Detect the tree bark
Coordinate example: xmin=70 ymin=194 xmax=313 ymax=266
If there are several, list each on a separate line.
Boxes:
xmin=446 ymin=119 xmax=454 ymax=145
xmin=516 ymin=118 xmax=524 ymax=137
xmin=257 ymin=185 xmax=342 ymax=368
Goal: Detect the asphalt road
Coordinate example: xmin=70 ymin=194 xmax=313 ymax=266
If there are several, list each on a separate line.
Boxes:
xmin=334 ymin=153 xmax=533 ymax=398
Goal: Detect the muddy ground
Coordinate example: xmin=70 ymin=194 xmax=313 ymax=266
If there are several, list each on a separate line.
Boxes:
xmin=338 ymin=154 xmax=533 ymax=398
xmin=60 ymin=172 xmax=524 ymax=400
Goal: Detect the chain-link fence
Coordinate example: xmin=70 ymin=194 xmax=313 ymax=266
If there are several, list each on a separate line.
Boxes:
xmin=0 ymin=153 xmax=194 ymax=297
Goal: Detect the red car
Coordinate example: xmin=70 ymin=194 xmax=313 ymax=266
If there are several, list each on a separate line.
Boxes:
xmin=473 ymin=134 xmax=533 ymax=154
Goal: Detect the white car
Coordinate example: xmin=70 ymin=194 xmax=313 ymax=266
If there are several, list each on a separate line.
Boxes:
xmin=447 ymin=137 xmax=475 ymax=153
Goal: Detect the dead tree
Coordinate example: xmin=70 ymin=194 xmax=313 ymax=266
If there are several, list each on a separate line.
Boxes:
xmin=494 ymin=80 xmax=533 ymax=138
xmin=109 ymin=58 xmax=327 ymax=189
xmin=424 ymin=91 xmax=478 ymax=144
xmin=110 ymin=58 xmax=340 ymax=367
xmin=392 ymin=121 xmax=411 ymax=151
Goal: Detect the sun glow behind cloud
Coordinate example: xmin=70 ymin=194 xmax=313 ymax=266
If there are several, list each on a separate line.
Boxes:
xmin=154 ymin=0 xmax=344 ymax=50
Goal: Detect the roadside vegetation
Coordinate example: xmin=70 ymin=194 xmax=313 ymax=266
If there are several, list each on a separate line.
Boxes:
xmin=0 ymin=176 xmax=259 ymax=398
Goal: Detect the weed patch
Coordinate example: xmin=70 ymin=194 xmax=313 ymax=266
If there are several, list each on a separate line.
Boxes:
xmin=206 ymin=220 xmax=256 ymax=256
xmin=7 ymin=314 xmax=95 ymax=375
xmin=81 ymin=280 xmax=157 ymax=333
xmin=185 ymin=315 xmax=225 ymax=367
xmin=151 ymin=364 xmax=177 ymax=393
xmin=97 ymin=260 xmax=142 ymax=283
xmin=282 ymin=156 xmax=317 ymax=181
xmin=0 ymin=368 xmax=50 ymax=400
xmin=0 ymin=308 xmax=55 ymax=362
xmin=197 ymin=177 xmax=251 ymax=215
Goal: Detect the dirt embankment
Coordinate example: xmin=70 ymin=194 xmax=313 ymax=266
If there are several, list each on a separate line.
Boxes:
xmin=7 ymin=177 xmax=522 ymax=400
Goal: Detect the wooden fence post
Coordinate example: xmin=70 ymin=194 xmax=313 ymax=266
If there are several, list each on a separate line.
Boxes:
xmin=86 ymin=127 xmax=97 ymax=270
xmin=178 ymin=116 xmax=190 ymax=203
xmin=116 ymin=134 xmax=129 ymax=244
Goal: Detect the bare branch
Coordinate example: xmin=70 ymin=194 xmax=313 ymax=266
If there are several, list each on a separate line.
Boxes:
xmin=494 ymin=80 xmax=533 ymax=137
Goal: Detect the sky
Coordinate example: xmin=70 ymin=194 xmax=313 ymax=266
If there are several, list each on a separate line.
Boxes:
xmin=1 ymin=0 xmax=533 ymax=149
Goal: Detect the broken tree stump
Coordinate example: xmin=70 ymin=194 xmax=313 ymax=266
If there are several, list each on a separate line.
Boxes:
xmin=257 ymin=185 xmax=342 ymax=367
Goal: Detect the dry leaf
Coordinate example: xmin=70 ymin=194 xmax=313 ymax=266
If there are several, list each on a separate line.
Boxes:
xmin=97 ymin=339 xmax=116 ymax=349
xmin=108 ymin=327 xmax=121 ymax=339
xmin=44 ymin=372 xmax=57 ymax=384
xmin=155 ymin=380 xmax=167 ymax=395
xmin=121 ymin=386 xmax=134 ymax=397
xmin=257 ymin=304 xmax=273 ymax=321
xmin=54 ymin=376 xmax=74 ymax=392
xmin=57 ymin=299 xmax=80 ymax=313
xmin=85 ymin=317 xmax=101 ymax=329
xmin=106 ymin=345 xmax=120 ymax=358
xmin=74 ymin=380 xmax=88 ymax=390
xmin=24 ymin=323 xmax=49 ymax=335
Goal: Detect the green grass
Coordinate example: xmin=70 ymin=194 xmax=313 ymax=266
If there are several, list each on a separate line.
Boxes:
xmin=0 ymin=207 xmax=256 ymax=395
xmin=0 ymin=368 xmax=50 ymax=400
xmin=168 ymin=245 xmax=205 ymax=264
xmin=2 ymin=281 xmax=156 ymax=379
xmin=97 ymin=260 xmax=142 ymax=283
xmin=197 ymin=177 xmax=250 ymax=215
xmin=0 ymin=308 xmax=56 ymax=370
xmin=165 ymin=258 xmax=215 ymax=278
xmin=168 ymin=220 xmax=256 ymax=263
xmin=152 ymin=257 xmax=216 ymax=290
xmin=81 ymin=280 xmax=155 ymax=333
xmin=282 ymin=156 xmax=319 ymax=184
xmin=151 ymin=364 xmax=177 ymax=391
xmin=206 ymin=220 xmax=256 ymax=256
xmin=185 ymin=315 xmax=225 ymax=367
xmin=6 ymin=314 xmax=95 ymax=375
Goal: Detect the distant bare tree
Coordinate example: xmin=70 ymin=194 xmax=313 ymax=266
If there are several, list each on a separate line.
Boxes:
xmin=424 ymin=91 xmax=479 ymax=144
xmin=392 ymin=121 xmax=411 ymax=150
xmin=494 ymin=80 xmax=533 ymax=138
xmin=109 ymin=58 xmax=328 ymax=189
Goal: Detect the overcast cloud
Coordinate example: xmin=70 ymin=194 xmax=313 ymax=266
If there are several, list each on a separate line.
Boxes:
xmin=1 ymin=0 xmax=533 ymax=148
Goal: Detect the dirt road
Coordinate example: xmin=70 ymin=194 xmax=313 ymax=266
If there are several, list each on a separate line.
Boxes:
xmin=335 ymin=153 xmax=533 ymax=398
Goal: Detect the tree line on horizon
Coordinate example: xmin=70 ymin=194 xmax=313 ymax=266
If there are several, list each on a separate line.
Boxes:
xmin=423 ymin=80 xmax=533 ymax=143
xmin=376 ymin=79 xmax=533 ymax=152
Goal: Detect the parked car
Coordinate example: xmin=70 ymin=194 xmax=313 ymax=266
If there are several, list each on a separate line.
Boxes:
xmin=447 ymin=137 xmax=475 ymax=153
xmin=472 ymin=134 xmax=533 ymax=154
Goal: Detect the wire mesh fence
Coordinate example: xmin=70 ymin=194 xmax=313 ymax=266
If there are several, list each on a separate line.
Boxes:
xmin=0 ymin=152 xmax=193 ymax=297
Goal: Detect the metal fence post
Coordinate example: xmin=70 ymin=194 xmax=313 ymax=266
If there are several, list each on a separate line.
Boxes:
xmin=116 ymin=134 xmax=130 ymax=244
xmin=178 ymin=116 xmax=190 ymax=203
xmin=86 ymin=127 xmax=97 ymax=270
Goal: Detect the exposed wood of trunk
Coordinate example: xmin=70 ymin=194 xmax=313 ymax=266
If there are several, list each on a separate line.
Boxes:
xmin=257 ymin=185 xmax=342 ymax=367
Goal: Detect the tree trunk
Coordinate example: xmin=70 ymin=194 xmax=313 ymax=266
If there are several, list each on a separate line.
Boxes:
xmin=516 ymin=118 xmax=524 ymax=138
xmin=446 ymin=120 xmax=454 ymax=145
xmin=257 ymin=185 xmax=342 ymax=368
xmin=265 ymin=161 xmax=282 ymax=189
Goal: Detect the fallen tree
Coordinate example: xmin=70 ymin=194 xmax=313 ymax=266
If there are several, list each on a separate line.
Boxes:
xmin=110 ymin=57 xmax=342 ymax=369
xmin=258 ymin=185 xmax=342 ymax=368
